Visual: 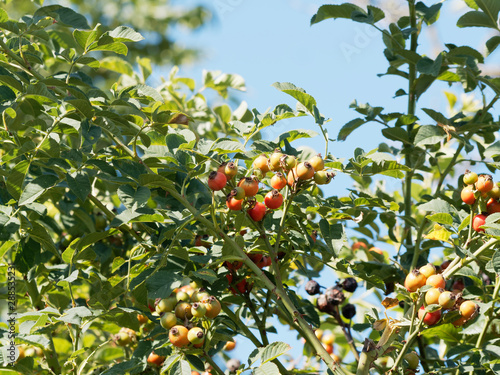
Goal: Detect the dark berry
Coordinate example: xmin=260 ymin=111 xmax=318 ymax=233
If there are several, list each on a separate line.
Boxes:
xmin=341 ymin=303 xmax=356 ymax=319
xmin=342 ymin=278 xmax=358 ymax=293
xmin=324 ymin=286 xmax=345 ymax=306
xmin=305 ymin=280 xmax=321 ymax=295
xmin=316 ymin=294 xmax=335 ymax=315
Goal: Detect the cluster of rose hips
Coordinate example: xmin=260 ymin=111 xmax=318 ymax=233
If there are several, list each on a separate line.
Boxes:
xmin=154 ymin=284 xmax=222 ymax=350
xmin=207 ymin=150 xmax=335 ymax=221
xmin=404 ymin=263 xmax=479 ymax=327
xmin=306 ymin=278 xmax=358 ymax=320
xmin=460 ymin=170 xmax=500 ymax=232
xmin=115 ymin=283 xmax=225 ymax=368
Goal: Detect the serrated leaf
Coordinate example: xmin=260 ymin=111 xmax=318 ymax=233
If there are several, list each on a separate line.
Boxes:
xmin=34 ymin=5 xmax=90 ymax=29
xmin=486 ymin=36 xmax=500 ymax=55
xmin=421 ymin=324 xmax=460 ymax=342
xmin=457 ymin=10 xmax=498 ymax=29
xmin=273 ymin=129 xmax=318 ymax=144
xmin=0 ymin=9 xmax=8 ymax=23
xmin=425 ymin=224 xmax=452 ymax=243
xmin=272 ymin=82 xmax=317 ymax=114
xmin=66 ymin=172 xmax=91 ymax=202
xmin=27 ymin=222 xmax=58 ymax=257
xmin=62 ymin=231 xmax=112 ymax=264
xmin=108 ymin=26 xmax=144 ymax=42
xmin=160 ymin=354 xmax=181 ymax=374
xmin=253 ymin=362 xmax=280 ymax=375
xmin=338 ymin=118 xmax=366 ymax=141
xmin=6 ymin=160 xmax=30 ymax=200
xmin=311 ymin=3 xmax=364 ymax=25
xmin=189 ymin=269 xmax=218 ymax=284
xmin=419 ymin=198 xmax=456 ymax=215
xmin=416 ymin=54 xmax=443 ymax=77
xmin=210 ymin=139 xmax=246 ymax=154
xmin=319 ymin=219 xmax=345 ymax=256
xmin=117 ymin=185 xmax=151 ymax=211
xmin=486 ymin=250 xmax=500 ymax=273
xmin=91 ymin=42 xmax=128 ymax=55
xmin=426 ymin=213 xmax=453 ymax=225
xmin=261 ymin=342 xmax=291 ymax=363
xmin=382 ymin=127 xmax=409 ymax=143
xmin=145 ymin=270 xmax=182 ymax=299
xmin=19 ymin=175 xmax=59 ymax=206
xmin=170 ymin=360 xmax=192 ymax=375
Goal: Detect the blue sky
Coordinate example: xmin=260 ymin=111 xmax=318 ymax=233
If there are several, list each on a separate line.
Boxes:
xmin=161 ymin=0 xmax=499 ymax=368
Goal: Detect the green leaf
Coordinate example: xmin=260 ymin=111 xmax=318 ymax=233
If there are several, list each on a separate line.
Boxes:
xmin=338 ymin=118 xmax=366 ymax=141
xmin=381 ymin=127 xmax=409 ymax=143
xmin=272 ymin=82 xmax=317 ymax=114
xmin=145 ymin=270 xmax=182 ymax=299
xmin=454 ymin=267 xmax=482 ymax=285
xmin=414 ymin=125 xmax=445 ymax=147
xmin=476 ymin=0 xmax=500 ymax=21
xmin=19 ymin=175 xmax=59 ymax=206
xmin=108 ymin=26 xmax=144 ymax=42
xmin=210 ymin=139 xmax=246 ymax=154
xmin=90 ymin=42 xmax=128 ymax=55
xmin=484 ymin=141 xmax=500 ymax=158
xmin=421 ymin=324 xmax=460 ymax=342
xmin=416 ymin=54 xmax=443 ymax=77
xmin=28 ymin=222 xmax=58 ymax=257
xmin=117 ymin=185 xmax=151 ymax=211
xmin=416 ymin=2 xmax=442 ymax=25
xmin=0 ymin=85 xmax=16 ymax=103
xmin=351 ymin=6 xmax=385 ymax=24
xmin=273 ymin=129 xmax=318 ymax=145
xmin=318 ymin=219 xmax=345 ymax=256
xmin=426 ymin=213 xmax=454 ymax=225
xmin=457 ymin=11 xmax=498 ymax=29
xmin=73 ymin=29 xmax=90 ymax=49
xmin=253 ymin=362 xmax=280 ymax=375
xmin=311 ymin=4 xmax=364 ymax=25
xmin=99 ymin=56 xmax=133 ymax=75
xmin=189 ymin=269 xmax=218 ymax=284
xmin=261 ymin=342 xmax=291 ymax=363
xmin=34 ymin=5 xmax=90 ymax=29
xmin=62 ymin=231 xmax=112 ymax=264
xmin=422 ymin=108 xmax=449 ymax=125
xmin=6 ymin=160 xmax=30 ymax=200
xmin=486 ymin=36 xmax=500 ymax=55
xmin=66 ymin=172 xmax=91 ymax=203
xmin=74 ymin=56 xmax=100 ymax=68
xmin=25 ymin=82 xmax=58 ymax=103
xmin=170 ymin=360 xmax=192 ymax=375
xmin=0 ymin=74 xmax=23 ymax=92
xmin=0 ymin=240 xmax=17 ymax=259
xmin=419 ymin=199 xmax=456 ymax=215
xmin=486 ymin=250 xmax=500 ymax=273
xmin=138 ymin=174 xmax=174 ymax=191
xmin=0 ymin=9 xmax=8 ymax=23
